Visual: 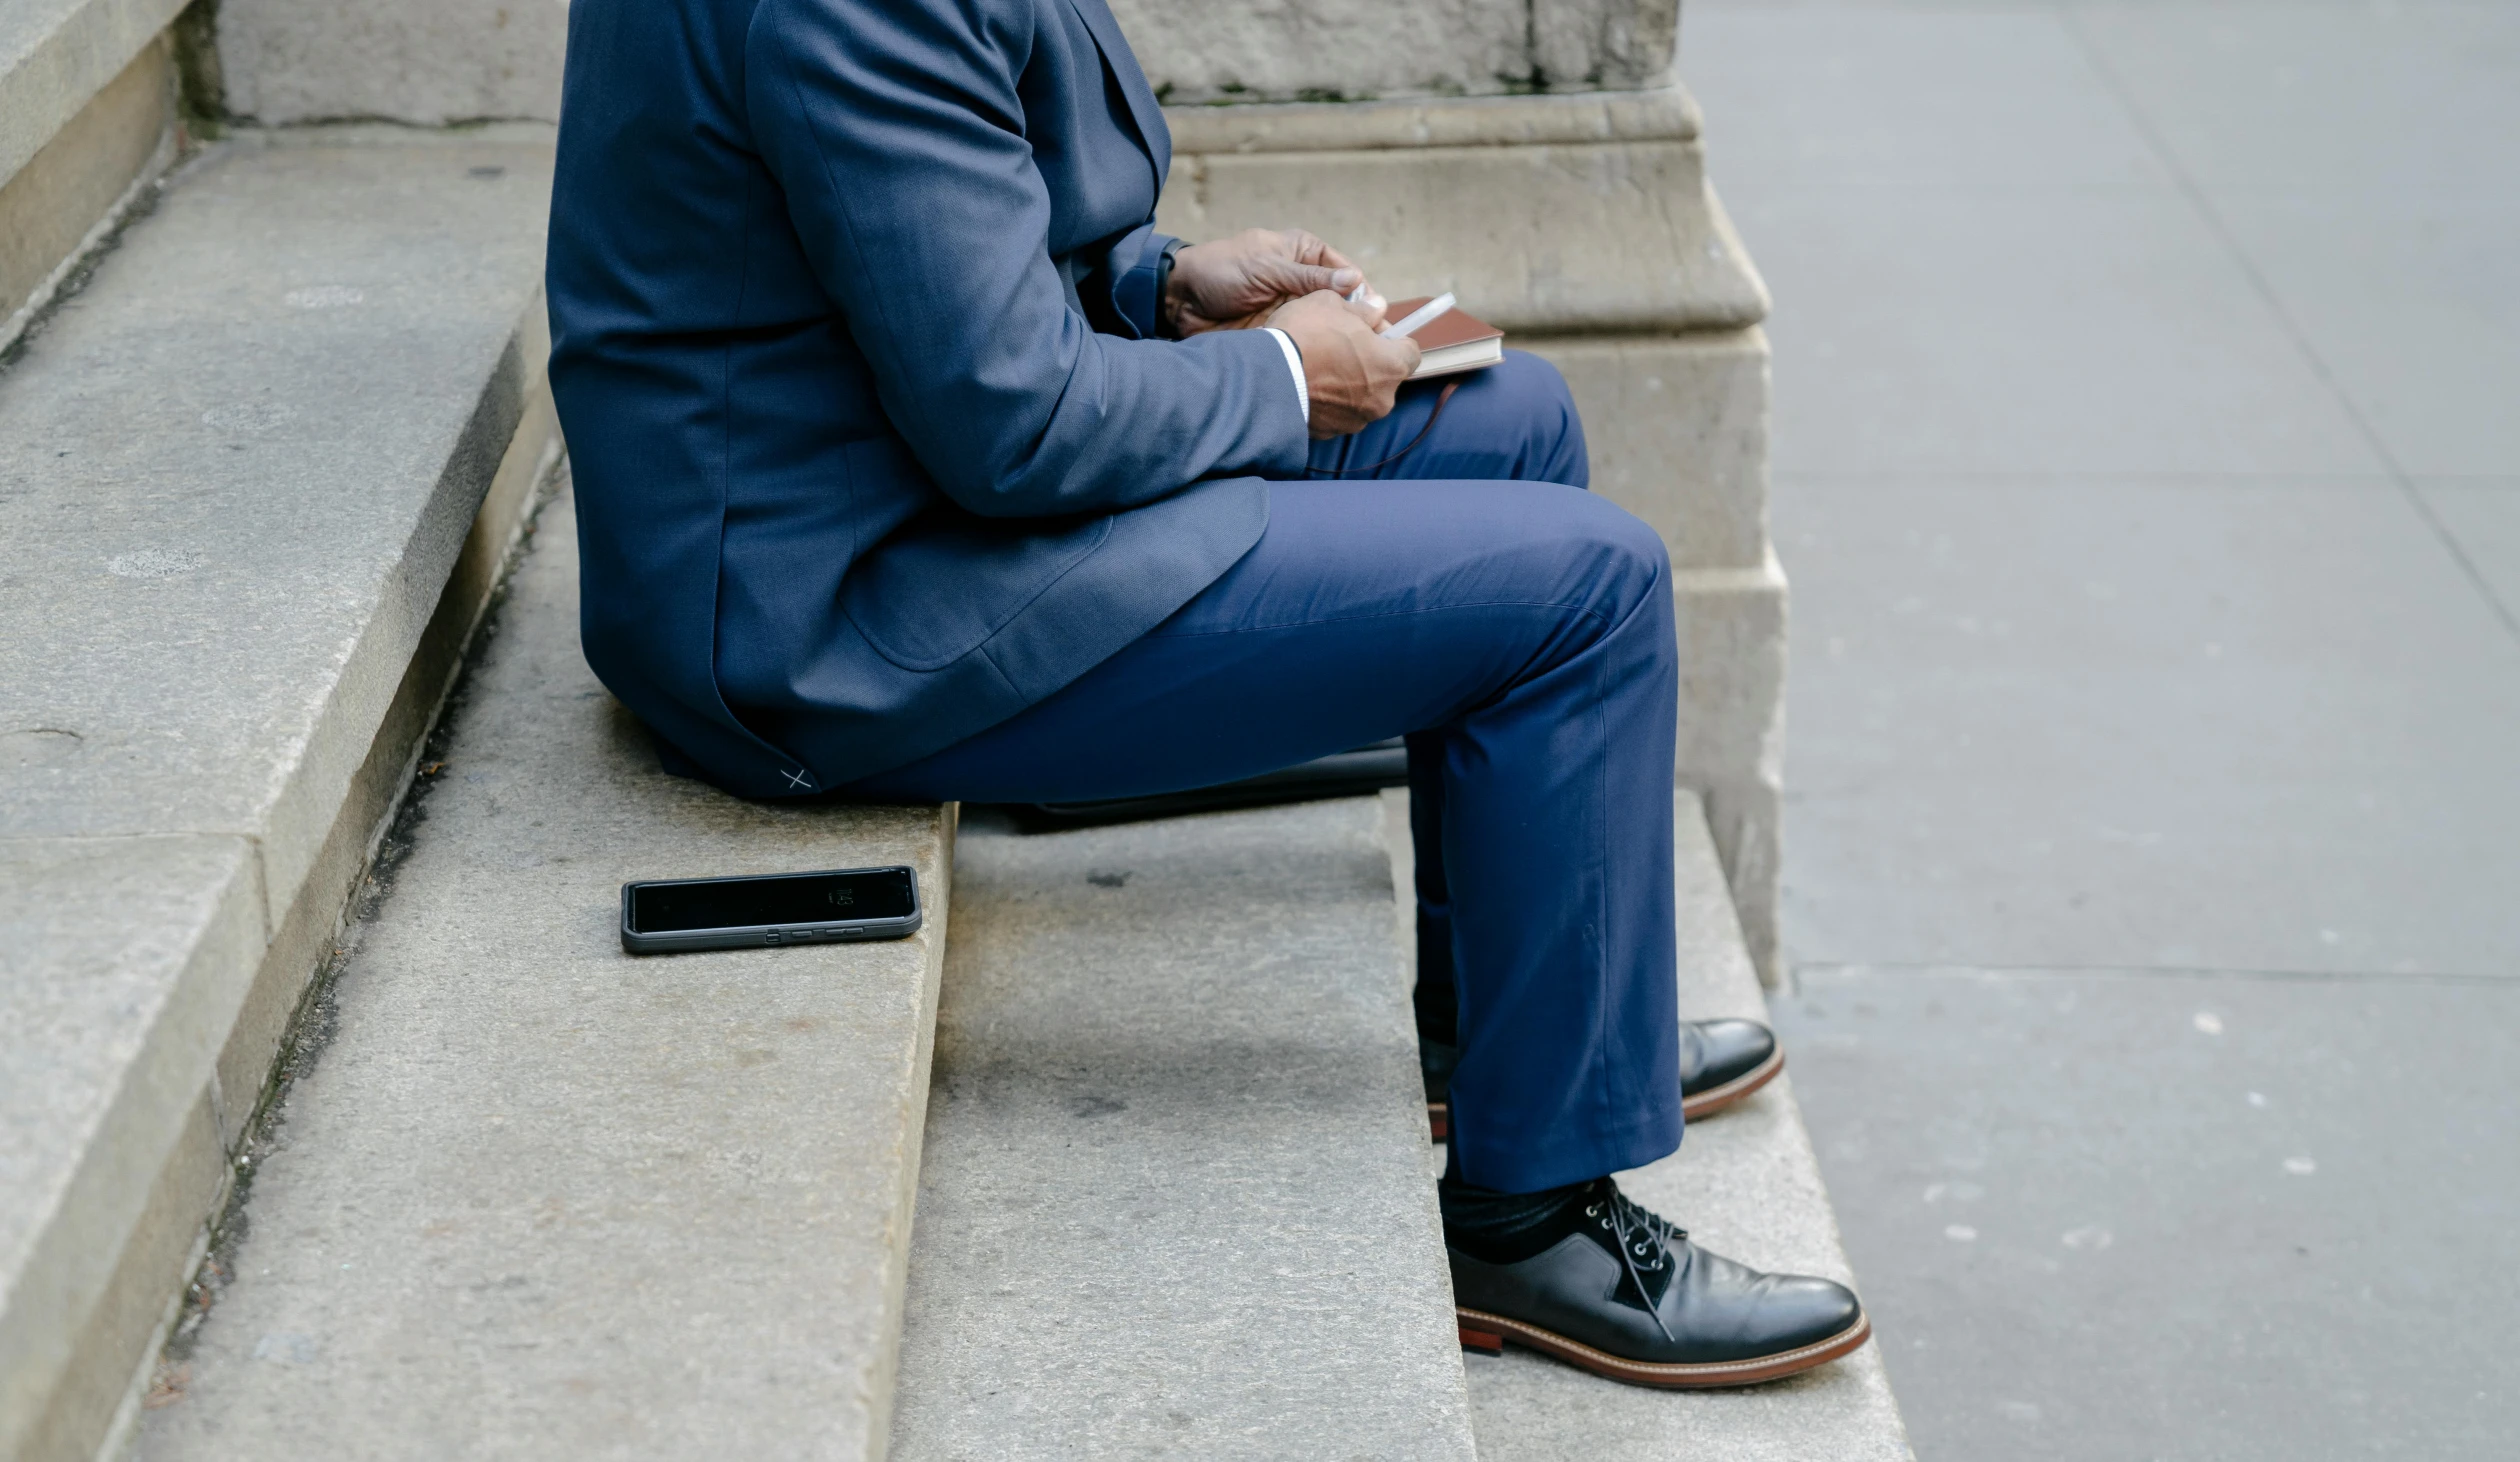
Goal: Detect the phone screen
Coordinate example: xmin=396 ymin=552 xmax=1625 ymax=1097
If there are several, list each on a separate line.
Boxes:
xmin=628 ymin=868 xmax=915 ymax=934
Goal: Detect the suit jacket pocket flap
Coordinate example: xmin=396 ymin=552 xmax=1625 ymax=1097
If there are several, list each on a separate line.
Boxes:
xmin=841 ymin=503 xmax=1115 ymax=672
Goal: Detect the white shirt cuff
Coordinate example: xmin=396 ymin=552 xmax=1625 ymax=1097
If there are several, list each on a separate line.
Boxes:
xmin=1262 ymin=326 xmax=1309 ymax=425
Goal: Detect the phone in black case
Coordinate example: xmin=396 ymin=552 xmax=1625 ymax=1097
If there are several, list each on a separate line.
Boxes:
xmin=619 ymin=865 xmax=921 ymax=954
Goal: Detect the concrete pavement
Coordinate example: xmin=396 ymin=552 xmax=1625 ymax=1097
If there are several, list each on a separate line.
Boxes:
xmin=1682 ymin=2 xmax=2520 ymax=1457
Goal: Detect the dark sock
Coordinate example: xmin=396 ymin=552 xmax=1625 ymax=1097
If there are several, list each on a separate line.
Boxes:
xmin=1439 ymin=1162 xmax=1601 ymax=1265
xmin=1412 ymin=904 xmax=1458 ymax=1047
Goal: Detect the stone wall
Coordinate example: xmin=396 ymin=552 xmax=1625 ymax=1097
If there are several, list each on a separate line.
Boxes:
xmin=1112 ymin=0 xmax=1678 ymax=104
xmin=201 ymin=0 xmax=1683 ymax=124
xmin=213 ymin=0 xmax=565 ymax=125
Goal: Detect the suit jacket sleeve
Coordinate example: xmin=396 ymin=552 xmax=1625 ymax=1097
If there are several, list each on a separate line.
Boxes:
xmin=1106 ymin=223 xmax=1177 ymax=341
xmin=746 ymin=0 xmax=1306 ymax=519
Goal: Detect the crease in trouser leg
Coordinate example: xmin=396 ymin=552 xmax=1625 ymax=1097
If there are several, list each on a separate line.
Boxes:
xmin=1442 ymin=534 xmax=1682 ymax=1196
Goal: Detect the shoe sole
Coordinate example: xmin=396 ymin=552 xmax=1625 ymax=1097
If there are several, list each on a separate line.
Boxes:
xmin=1454 ymin=1305 xmax=1871 ymax=1388
xmin=1428 ymin=1047 xmax=1785 ymax=1143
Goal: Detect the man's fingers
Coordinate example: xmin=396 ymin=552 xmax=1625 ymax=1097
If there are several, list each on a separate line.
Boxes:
xmin=1291 ymin=234 xmax=1363 ymax=291
xmin=1270 ymin=288 xmax=1424 ymax=436
xmin=1296 ymin=234 xmax=1362 ymax=277
xmin=1375 ymin=332 xmax=1422 ymax=380
xmin=1281 ymin=229 xmax=1334 ymax=265
xmin=1271 ymin=232 xmax=1363 ymax=287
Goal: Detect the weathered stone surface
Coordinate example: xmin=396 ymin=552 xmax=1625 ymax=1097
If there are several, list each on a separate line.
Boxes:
xmin=0 ymin=34 xmax=173 ymax=342
xmin=137 ymin=482 xmax=958 ymax=1462
xmin=0 ymin=837 xmax=259 ymax=1461
xmin=213 ymin=0 xmax=564 ymax=125
xmin=204 ymin=0 xmax=1677 ymax=124
xmin=1671 ymin=559 xmax=1788 ymax=986
xmin=1115 ymin=0 xmax=1676 ymax=106
xmin=1160 ymin=91 xmax=1770 ymax=335
xmin=1164 ymin=85 xmax=1701 ymax=154
xmin=1391 ymin=792 xmax=1913 ymax=1459
xmin=890 ymin=798 xmax=1476 ymax=1460
xmin=0 ymin=131 xmax=559 ymax=1462
xmin=205 ymin=383 xmax=563 ymax=1163
xmin=0 ymin=129 xmax=554 ymax=922
xmin=0 ymin=0 xmax=184 ymax=188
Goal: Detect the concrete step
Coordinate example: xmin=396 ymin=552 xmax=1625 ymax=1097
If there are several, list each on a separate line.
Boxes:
xmin=0 ymin=126 xmax=560 ymax=1461
xmin=889 ymin=798 xmax=1478 ymax=1460
xmin=1450 ymin=792 xmax=1916 ymax=1460
xmin=132 ymin=476 xmax=957 ymax=1459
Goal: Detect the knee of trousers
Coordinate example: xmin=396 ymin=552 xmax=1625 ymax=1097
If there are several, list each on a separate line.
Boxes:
xmin=1478 ymin=350 xmax=1588 ymax=485
xmin=1538 ymin=490 xmax=1674 ymax=638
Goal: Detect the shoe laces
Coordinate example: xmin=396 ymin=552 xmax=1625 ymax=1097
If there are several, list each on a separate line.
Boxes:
xmin=1582 ymin=1179 xmax=1687 ymax=1339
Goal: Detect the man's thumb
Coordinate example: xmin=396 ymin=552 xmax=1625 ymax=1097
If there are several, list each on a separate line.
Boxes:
xmin=1270 ymin=260 xmax=1365 ymax=296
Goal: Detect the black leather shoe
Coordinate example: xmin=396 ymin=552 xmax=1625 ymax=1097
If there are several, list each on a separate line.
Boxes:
xmin=1426 ymin=1019 xmax=1783 ymax=1141
xmin=1450 ymin=1179 xmax=1869 ymax=1387
xmin=1677 ymin=1017 xmax=1784 ymax=1117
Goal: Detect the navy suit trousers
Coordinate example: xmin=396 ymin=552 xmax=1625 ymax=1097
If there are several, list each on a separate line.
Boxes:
xmin=848 ymin=352 xmax=1684 ymax=1192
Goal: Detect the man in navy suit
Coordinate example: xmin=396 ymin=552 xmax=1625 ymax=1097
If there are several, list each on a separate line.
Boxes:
xmin=547 ymin=0 xmax=1868 ymax=1387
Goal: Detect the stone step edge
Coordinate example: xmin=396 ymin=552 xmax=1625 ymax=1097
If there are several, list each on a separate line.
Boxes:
xmin=0 ymin=32 xmax=182 ymax=356
xmin=890 ymin=797 xmax=1474 ymax=1458
xmin=24 ymin=312 xmax=564 ymax=1462
xmin=1161 ymin=84 xmax=1706 ymax=156
xmin=116 ymin=473 xmax=956 ymax=1462
xmin=100 ymin=379 xmax=560 ymax=1461
xmin=0 ymin=0 xmax=187 ymax=190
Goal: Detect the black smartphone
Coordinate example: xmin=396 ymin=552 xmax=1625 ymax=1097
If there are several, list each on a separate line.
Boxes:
xmin=619 ymin=865 xmax=921 ymax=954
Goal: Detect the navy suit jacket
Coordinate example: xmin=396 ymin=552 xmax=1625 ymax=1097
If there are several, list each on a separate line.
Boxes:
xmin=546 ymin=0 xmax=1309 ymax=798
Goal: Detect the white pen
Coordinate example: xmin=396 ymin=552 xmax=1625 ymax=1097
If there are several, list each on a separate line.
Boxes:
xmin=1379 ymin=291 xmax=1456 ymax=340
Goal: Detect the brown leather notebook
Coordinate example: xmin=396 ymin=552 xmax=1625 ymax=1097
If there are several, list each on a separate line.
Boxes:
xmin=1384 ymin=297 xmax=1505 ymax=379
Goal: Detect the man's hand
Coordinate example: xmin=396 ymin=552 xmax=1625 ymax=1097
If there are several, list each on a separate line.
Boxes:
xmin=1165 ymin=228 xmax=1381 ymax=337
xmin=1268 ymin=290 xmax=1420 ymax=440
